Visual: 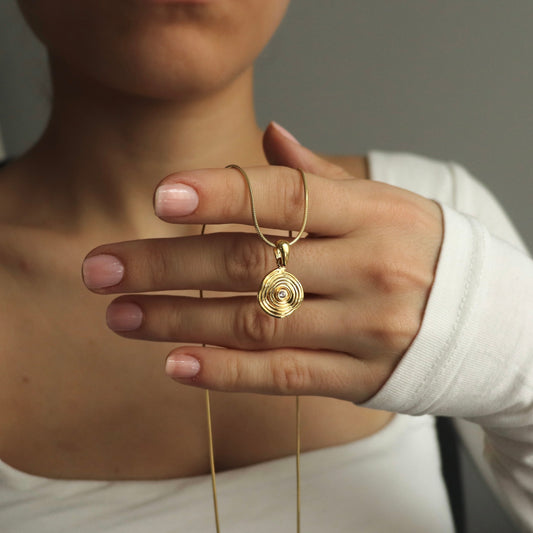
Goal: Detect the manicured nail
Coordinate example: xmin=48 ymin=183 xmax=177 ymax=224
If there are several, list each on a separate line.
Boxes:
xmin=82 ymin=254 xmax=124 ymax=289
xmin=165 ymin=354 xmax=201 ymax=379
xmin=271 ymin=121 xmax=301 ymax=145
xmin=155 ymin=183 xmax=199 ymax=217
xmin=106 ymin=302 xmax=143 ymax=331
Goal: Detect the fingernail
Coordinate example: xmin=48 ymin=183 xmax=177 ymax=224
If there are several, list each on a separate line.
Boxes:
xmin=165 ymin=354 xmax=201 ymax=379
xmin=155 ymin=183 xmax=199 ymax=217
xmin=82 ymin=254 xmax=125 ymax=289
xmin=106 ymin=302 xmax=143 ymax=331
xmin=271 ymin=121 xmax=301 ymax=145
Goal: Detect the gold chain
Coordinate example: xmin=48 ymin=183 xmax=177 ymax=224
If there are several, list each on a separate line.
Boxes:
xmin=200 ymin=225 xmax=221 ymax=533
xmin=203 ymin=388 xmax=301 ymax=533
xmin=225 ymin=164 xmax=309 ymax=248
xmin=201 ymin=165 xmax=308 ymax=532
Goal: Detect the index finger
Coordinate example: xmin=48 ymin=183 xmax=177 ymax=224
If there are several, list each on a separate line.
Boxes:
xmin=153 ymin=165 xmax=363 ymax=236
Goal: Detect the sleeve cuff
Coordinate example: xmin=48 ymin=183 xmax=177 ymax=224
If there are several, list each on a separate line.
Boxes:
xmin=361 ymin=203 xmax=488 ymax=415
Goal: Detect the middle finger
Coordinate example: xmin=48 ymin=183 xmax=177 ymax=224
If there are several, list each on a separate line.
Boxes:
xmin=82 ymin=232 xmax=345 ymax=296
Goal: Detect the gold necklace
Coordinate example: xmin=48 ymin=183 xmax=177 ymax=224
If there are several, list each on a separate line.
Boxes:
xmin=200 ymin=165 xmax=309 ymax=532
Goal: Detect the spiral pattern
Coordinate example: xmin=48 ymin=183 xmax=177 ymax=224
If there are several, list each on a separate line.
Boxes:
xmin=258 ymin=267 xmax=304 ymax=318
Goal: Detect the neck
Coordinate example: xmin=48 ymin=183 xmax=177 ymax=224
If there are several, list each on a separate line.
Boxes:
xmin=18 ymin=56 xmax=267 ymax=239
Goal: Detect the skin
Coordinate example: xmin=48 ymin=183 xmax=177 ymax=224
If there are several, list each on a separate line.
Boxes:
xmin=87 ymin=148 xmax=443 ymax=403
xmin=0 ymin=0 xmax=441 ymax=481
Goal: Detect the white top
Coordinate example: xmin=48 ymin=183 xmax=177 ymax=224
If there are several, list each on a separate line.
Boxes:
xmin=1 ymin=149 xmax=531 ymax=532
xmin=363 ymin=150 xmax=533 ymax=532
xmin=0 ymin=414 xmax=452 ymax=533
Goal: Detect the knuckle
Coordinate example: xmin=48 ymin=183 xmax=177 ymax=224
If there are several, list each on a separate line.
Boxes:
xmin=279 ymin=168 xmax=306 ymax=227
xmin=224 ymin=236 xmax=270 ymax=285
xmin=371 ymin=302 xmax=420 ymax=353
xmin=366 ymin=239 xmax=435 ymax=297
xmin=269 ymin=353 xmax=310 ymax=394
xmin=402 ymin=198 xmax=441 ymax=233
xmin=164 ymin=301 xmax=186 ymax=340
xmin=376 ymin=188 xmax=439 ymax=234
xmin=235 ymin=303 xmax=279 ymax=347
xmin=221 ymin=356 xmax=244 ymax=391
xmin=142 ymin=241 xmax=176 ymax=288
xmin=368 ymin=258 xmax=413 ymax=295
xmin=220 ymin=172 xmax=247 ymax=221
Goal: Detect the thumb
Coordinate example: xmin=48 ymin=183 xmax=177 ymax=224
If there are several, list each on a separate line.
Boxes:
xmin=263 ymin=121 xmax=353 ymax=180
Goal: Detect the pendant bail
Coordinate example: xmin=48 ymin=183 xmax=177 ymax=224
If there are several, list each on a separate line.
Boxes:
xmin=274 ymin=240 xmax=291 ymax=268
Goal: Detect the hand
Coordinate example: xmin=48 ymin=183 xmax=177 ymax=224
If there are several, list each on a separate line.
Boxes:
xmin=82 ymin=122 xmax=443 ymax=404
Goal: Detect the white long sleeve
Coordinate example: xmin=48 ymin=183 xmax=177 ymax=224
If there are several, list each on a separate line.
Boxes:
xmin=363 ymin=151 xmax=533 ymax=531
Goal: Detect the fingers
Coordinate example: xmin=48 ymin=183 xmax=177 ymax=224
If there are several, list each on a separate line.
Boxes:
xmin=262 ymin=121 xmax=356 ymax=180
xmin=105 ymin=294 xmax=355 ymax=354
xmin=153 ymin=165 xmax=366 ymax=236
xmin=82 ymin=232 xmax=350 ymax=295
xmin=163 ymin=345 xmax=380 ymax=403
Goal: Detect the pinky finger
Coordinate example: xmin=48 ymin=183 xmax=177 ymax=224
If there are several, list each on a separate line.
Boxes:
xmin=164 ymin=346 xmax=379 ymax=404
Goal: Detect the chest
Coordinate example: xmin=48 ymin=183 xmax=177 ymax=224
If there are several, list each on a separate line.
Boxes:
xmin=0 ymin=270 xmax=318 ymax=479
xmin=0 ymin=230 xmax=388 ymax=481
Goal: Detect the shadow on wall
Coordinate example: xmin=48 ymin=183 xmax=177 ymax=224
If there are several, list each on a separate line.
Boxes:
xmin=0 ymin=0 xmax=51 ymax=157
xmin=0 ymin=127 xmax=6 ymax=160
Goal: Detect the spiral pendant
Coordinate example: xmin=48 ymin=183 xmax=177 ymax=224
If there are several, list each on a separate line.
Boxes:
xmin=258 ymin=267 xmax=304 ymax=318
xmin=258 ymin=239 xmax=304 ymax=319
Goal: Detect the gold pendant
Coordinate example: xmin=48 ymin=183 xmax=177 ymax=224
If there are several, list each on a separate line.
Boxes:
xmin=258 ymin=240 xmax=304 ymax=319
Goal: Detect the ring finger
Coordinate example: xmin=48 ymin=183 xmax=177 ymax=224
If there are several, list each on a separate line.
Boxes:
xmin=106 ymin=294 xmax=356 ymax=354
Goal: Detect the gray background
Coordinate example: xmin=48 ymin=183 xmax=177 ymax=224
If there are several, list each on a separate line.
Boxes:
xmin=0 ymin=0 xmax=530 ymax=531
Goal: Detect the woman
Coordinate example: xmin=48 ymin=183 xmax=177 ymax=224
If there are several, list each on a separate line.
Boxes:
xmin=0 ymin=1 xmax=531 ymax=531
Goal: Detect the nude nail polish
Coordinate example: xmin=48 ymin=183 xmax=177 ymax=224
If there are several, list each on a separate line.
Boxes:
xmin=106 ymin=302 xmax=143 ymax=331
xmin=155 ymin=183 xmax=199 ymax=217
xmin=82 ymin=254 xmax=124 ymax=289
xmin=165 ymin=354 xmax=201 ymax=378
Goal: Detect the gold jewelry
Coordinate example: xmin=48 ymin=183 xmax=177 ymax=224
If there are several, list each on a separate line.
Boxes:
xmin=200 ymin=164 xmax=308 ymax=533
xmin=200 ymin=220 xmax=221 ymax=532
xmin=226 ymin=164 xmax=309 ymax=319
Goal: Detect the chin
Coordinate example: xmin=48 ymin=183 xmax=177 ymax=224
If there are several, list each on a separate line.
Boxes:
xmin=19 ymin=0 xmax=290 ymax=101
xmin=56 ymin=31 xmax=251 ymax=102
